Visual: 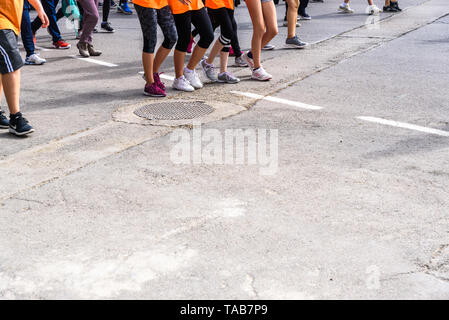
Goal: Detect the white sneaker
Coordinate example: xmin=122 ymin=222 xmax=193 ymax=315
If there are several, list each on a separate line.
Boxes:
xmin=200 ymin=58 xmax=218 ymax=82
xmin=183 ymin=68 xmax=203 ymax=89
xmin=241 ymin=51 xmax=255 ymax=70
xmin=251 ymin=66 xmax=272 ymax=81
xmin=367 ymin=5 xmax=382 ymax=15
xmin=24 ymin=54 xmax=46 ymax=65
xmin=339 ymin=4 xmax=354 ymax=13
xmin=173 ymin=75 xmax=195 ymax=92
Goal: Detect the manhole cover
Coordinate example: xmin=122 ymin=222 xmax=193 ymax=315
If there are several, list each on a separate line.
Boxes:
xmin=134 ymin=101 xmax=215 ymax=120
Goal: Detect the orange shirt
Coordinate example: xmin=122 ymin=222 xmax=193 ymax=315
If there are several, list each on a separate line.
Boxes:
xmin=0 ymin=0 xmax=24 ymax=35
xmin=205 ymin=0 xmax=234 ymax=10
xmin=168 ymin=0 xmax=204 ymax=15
xmin=133 ymin=0 xmax=169 ymax=9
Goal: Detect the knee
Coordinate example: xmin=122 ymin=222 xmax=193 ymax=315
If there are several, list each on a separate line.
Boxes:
xmin=267 ymin=26 xmax=278 ymax=39
xmin=198 ymin=29 xmax=214 ymax=48
xmin=163 ymin=34 xmax=178 ymax=50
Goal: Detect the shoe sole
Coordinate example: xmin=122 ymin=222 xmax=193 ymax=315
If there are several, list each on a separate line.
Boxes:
xmin=9 ymin=128 xmax=35 ymax=136
xmin=54 ymin=45 xmax=71 ymax=49
xmin=25 ymin=61 xmax=46 ymax=65
xmin=285 ymin=43 xmax=308 ymax=49
xmin=0 ymin=125 xmax=9 ymax=129
xmin=241 ymin=55 xmax=254 ymax=69
xmin=251 ymin=76 xmax=272 ymax=81
xmin=173 ymin=87 xmax=195 ymax=92
xmin=217 ymin=78 xmax=240 ymax=84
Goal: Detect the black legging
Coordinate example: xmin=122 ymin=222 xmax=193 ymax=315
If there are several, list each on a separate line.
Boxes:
xmin=285 ymin=0 xmax=310 ymax=18
xmin=173 ymin=8 xmax=214 ymax=52
xmin=103 ymin=0 xmax=111 ymax=22
xmin=192 ymin=8 xmax=241 ymax=56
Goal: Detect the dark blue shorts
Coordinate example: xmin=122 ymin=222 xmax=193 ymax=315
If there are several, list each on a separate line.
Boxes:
xmin=0 ymin=29 xmax=24 ymax=74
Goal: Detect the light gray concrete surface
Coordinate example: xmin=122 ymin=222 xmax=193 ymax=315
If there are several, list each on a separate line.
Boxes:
xmin=0 ymin=0 xmax=448 ymax=299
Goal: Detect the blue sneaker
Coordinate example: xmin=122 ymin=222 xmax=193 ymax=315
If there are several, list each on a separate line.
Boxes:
xmin=9 ymin=112 xmax=35 ymax=136
xmin=0 ymin=109 xmax=9 ymax=129
xmin=117 ymin=2 xmax=132 ymax=15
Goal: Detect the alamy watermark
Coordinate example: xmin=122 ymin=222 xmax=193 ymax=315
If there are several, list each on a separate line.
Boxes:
xmin=169 ymin=122 xmax=279 ymax=175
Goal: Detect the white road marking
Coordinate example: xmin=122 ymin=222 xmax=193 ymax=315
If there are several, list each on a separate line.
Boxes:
xmin=358 ymin=116 xmax=449 ymax=137
xmin=230 ymin=91 xmax=323 ymax=110
xmin=138 ymin=71 xmax=175 ymax=81
xmin=70 ymin=55 xmax=118 ymax=67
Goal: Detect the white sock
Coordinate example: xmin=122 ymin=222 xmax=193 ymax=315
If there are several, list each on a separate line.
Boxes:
xmin=184 ymin=67 xmax=194 ymax=73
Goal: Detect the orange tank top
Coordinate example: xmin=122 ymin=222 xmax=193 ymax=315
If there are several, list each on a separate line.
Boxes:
xmin=133 ymin=0 xmax=169 ymax=9
xmin=168 ymin=0 xmax=204 ymax=15
xmin=205 ymin=0 xmax=234 ymax=10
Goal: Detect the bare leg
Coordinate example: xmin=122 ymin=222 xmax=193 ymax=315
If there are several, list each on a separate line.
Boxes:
xmin=286 ymin=0 xmax=299 ymax=38
xmin=174 ymin=49 xmax=186 ymax=78
xmin=142 ymin=52 xmax=154 ymax=84
xmin=1 ymin=70 xmax=21 ymax=115
xmin=186 ymin=45 xmax=208 ymax=70
xmin=245 ymin=0 xmax=265 ymax=69
xmin=219 ymin=51 xmax=229 ymax=73
xmin=206 ymin=39 xmax=224 ymax=65
xmin=261 ymin=1 xmax=278 ymax=48
xmin=153 ymin=45 xmax=171 ymax=74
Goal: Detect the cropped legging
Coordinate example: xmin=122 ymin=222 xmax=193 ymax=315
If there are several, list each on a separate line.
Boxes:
xmin=135 ymin=5 xmax=178 ymax=54
xmin=173 ymin=7 xmax=214 ymax=52
xmin=206 ymin=7 xmax=236 ymax=53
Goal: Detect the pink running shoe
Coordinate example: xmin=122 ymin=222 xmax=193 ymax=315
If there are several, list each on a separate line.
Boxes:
xmin=153 ymin=73 xmax=166 ymax=91
xmin=144 ymin=83 xmax=166 ymax=97
xmin=187 ymin=38 xmax=194 ymax=54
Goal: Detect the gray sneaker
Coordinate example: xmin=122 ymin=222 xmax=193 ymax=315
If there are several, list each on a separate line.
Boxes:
xmin=234 ymin=56 xmax=248 ymax=67
xmin=200 ymin=58 xmax=218 ymax=82
xmin=217 ymin=72 xmax=240 ymax=84
xmin=285 ymin=36 xmax=309 ymax=49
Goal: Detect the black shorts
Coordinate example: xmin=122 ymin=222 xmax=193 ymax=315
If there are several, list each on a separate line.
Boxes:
xmin=0 ymin=29 xmax=24 ymax=75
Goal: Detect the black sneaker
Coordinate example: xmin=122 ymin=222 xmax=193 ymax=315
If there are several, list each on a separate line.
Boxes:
xmin=101 ymin=22 xmax=115 ymax=33
xmin=383 ymin=5 xmax=399 ymax=12
xmin=9 ymin=112 xmax=35 ymax=136
xmin=391 ymin=1 xmax=402 ymax=11
xmin=0 ymin=109 xmax=9 ymax=129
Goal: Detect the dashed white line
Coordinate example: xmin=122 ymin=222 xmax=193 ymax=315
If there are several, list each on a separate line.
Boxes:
xmin=230 ymin=91 xmax=323 ymax=110
xmin=358 ymin=116 xmax=449 ymax=137
xmin=70 ymin=55 xmax=118 ymax=67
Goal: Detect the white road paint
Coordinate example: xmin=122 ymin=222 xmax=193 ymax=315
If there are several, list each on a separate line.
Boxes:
xmin=230 ymin=91 xmax=323 ymax=110
xmin=70 ymin=55 xmax=118 ymax=67
xmin=358 ymin=116 xmax=449 ymax=137
xmin=138 ymin=71 xmax=175 ymax=81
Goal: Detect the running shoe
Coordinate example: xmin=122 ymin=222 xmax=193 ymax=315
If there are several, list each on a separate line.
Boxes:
xmin=251 ymin=66 xmax=272 ymax=81
xmin=391 ymin=1 xmax=402 ymax=11
xmin=218 ymin=72 xmax=240 ymax=84
xmin=338 ymin=4 xmax=354 ymax=13
xmin=184 ymin=68 xmax=203 ymax=89
xmin=53 ymin=39 xmax=71 ymax=49
xmin=111 ymin=0 xmax=117 ymax=7
xmin=173 ymin=75 xmax=195 ymax=92
xmin=200 ymin=58 xmax=218 ymax=82
xmin=285 ymin=35 xmax=308 ymax=49
xmin=187 ymin=38 xmax=194 ymax=54
xmin=383 ymin=5 xmax=399 ymax=12
xmin=241 ymin=51 xmax=255 ymax=69
xmin=299 ymin=13 xmax=312 ymax=20
xmin=9 ymin=112 xmax=35 ymax=136
xmin=144 ymin=83 xmax=166 ymax=97
xmin=117 ymin=2 xmax=133 ymax=14
xmin=367 ymin=5 xmax=382 ymax=15
xmin=101 ymin=22 xmax=115 ymax=32
xmin=153 ymin=73 xmax=166 ymax=90
xmin=0 ymin=109 xmax=9 ymax=129
xmin=234 ymin=56 xmax=248 ymax=67
xmin=262 ymin=44 xmax=275 ymax=50
xmin=25 ymin=54 xmax=46 ymax=65
xmin=77 ymin=42 xmax=90 ymax=57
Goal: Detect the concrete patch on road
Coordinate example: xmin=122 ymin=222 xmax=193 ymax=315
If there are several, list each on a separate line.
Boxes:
xmin=112 ymin=99 xmax=246 ymax=127
xmin=0 ymin=246 xmax=197 ymax=299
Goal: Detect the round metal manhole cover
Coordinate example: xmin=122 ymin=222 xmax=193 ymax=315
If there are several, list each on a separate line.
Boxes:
xmin=134 ymin=101 xmax=215 ymax=120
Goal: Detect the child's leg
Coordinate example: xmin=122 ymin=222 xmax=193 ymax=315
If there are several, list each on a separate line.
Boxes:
xmin=245 ymin=0 xmax=265 ymax=69
xmin=206 ymin=8 xmax=233 ymax=66
xmin=173 ymin=11 xmax=192 ymax=77
xmin=1 ymin=70 xmax=21 ymax=115
xmin=261 ymin=0 xmax=278 ymax=48
xmin=154 ymin=6 xmax=178 ymax=73
xmin=135 ymin=4 xmax=158 ymax=84
xmin=187 ymin=8 xmax=214 ymax=70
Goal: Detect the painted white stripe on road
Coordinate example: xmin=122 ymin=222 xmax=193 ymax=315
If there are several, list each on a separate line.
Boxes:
xmin=138 ymin=71 xmax=175 ymax=81
xmin=70 ymin=55 xmax=118 ymax=67
xmin=358 ymin=116 xmax=449 ymax=137
xmin=230 ymin=91 xmax=323 ymax=110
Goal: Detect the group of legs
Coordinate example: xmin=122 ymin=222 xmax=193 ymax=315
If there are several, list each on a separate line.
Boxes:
xmin=339 ymin=0 xmax=402 ymax=14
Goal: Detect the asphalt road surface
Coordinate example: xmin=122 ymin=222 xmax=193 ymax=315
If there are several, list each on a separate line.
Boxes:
xmin=0 ymin=0 xmax=448 ymax=299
